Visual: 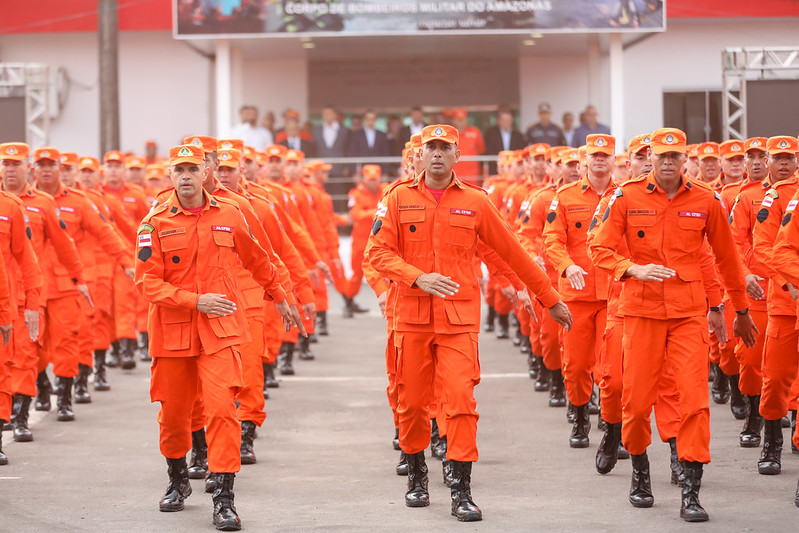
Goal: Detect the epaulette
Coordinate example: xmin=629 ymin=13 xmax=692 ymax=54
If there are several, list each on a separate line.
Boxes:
xmin=140 ymin=201 xmax=169 ymax=224
xmin=461 ymin=180 xmax=489 ymax=196
xmin=771 ymin=177 xmax=796 ymax=190
xmin=555 ymin=180 xmax=582 ymax=194
xmin=66 ymin=187 xmax=88 ymax=198
xmin=383 ymin=177 xmax=413 ymax=197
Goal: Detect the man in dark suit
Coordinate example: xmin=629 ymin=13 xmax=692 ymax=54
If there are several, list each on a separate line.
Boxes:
xmin=347 ymin=110 xmax=389 ymax=170
xmin=484 ymin=109 xmax=525 ymax=174
xmin=279 ymin=115 xmax=315 ymax=157
xmin=398 ymin=106 xmax=427 ymax=145
xmin=312 ymin=106 xmax=350 ymax=176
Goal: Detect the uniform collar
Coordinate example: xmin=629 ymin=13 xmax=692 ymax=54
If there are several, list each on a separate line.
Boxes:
xmin=411 ymin=170 xmax=465 ymax=190
xmin=164 ymin=189 xmax=218 ymax=216
xmin=644 ymin=170 xmax=693 ymax=194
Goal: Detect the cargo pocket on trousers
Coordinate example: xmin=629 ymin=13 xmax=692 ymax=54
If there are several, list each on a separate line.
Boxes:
xmin=161 ymin=307 xmax=192 ymax=350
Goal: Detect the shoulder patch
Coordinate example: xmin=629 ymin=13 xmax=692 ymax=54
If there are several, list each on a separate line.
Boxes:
xmin=59 ymin=219 xmax=67 ymax=230
xmin=372 ymin=218 xmax=382 ymax=235
xmin=138 ymin=223 xmax=155 ymax=234
xmin=782 ymin=212 xmax=792 ymax=227
xmin=756 ymin=208 xmax=769 ymax=223
xmin=766 ymin=189 xmax=779 ymax=199
xmin=137 ymin=246 xmax=152 ymax=262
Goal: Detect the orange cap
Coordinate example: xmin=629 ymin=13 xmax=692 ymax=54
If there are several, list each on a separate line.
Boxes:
xmin=561 ymin=148 xmax=581 ymax=165
xmin=285 ymin=109 xmax=300 ymax=120
xmin=146 ymin=163 xmax=163 ymax=180
xmin=745 ymin=137 xmax=768 ymax=153
xmin=410 ymin=134 xmax=422 ymax=151
xmin=767 ymin=136 xmax=799 ymax=156
xmin=649 ymin=128 xmax=687 ymax=155
xmin=402 ymin=148 xmax=411 ymax=161
xmin=183 ymin=136 xmax=217 ymax=154
xmin=169 ymin=144 xmax=204 ymax=166
xmin=697 ymin=142 xmax=720 ymax=160
xmin=585 ymin=134 xmax=615 ymax=156
xmin=60 ymin=152 xmax=78 ymax=167
xmin=451 ymin=108 xmax=468 ymax=120
xmin=497 ymin=150 xmax=511 ymax=166
xmin=362 ymin=164 xmax=382 ymax=180
xmin=33 ymin=147 xmax=60 ymax=163
xmin=627 ymin=134 xmax=651 ymax=155
xmin=265 ymin=145 xmax=287 ymax=159
xmin=217 ymin=148 xmax=241 ymax=168
xmin=104 ymin=150 xmax=125 ymax=163
xmin=125 ymin=155 xmax=146 ymax=169
xmin=78 ymin=156 xmax=100 ymax=171
xmin=525 ymin=143 xmax=551 ymax=159
xmin=285 ymin=149 xmax=305 ymax=163
xmin=548 ymin=145 xmax=567 ymax=164
xmin=615 ymin=153 xmax=629 ymax=166
xmin=686 ymin=143 xmax=699 ymax=158
xmin=0 ymin=142 xmax=30 ymax=161
xmin=506 ymin=150 xmax=524 ymax=164
xmin=421 ymin=124 xmax=459 ymax=145
xmin=218 ymin=138 xmax=245 ymax=152
xmin=243 ymin=146 xmax=257 ymax=161
xmin=719 ymin=140 xmax=745 ymax=159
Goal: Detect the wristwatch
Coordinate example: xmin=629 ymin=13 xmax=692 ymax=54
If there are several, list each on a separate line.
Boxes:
xmin=709 ymin=304 xmax=724 ymax=313
xmin=736 ymin=308 xmax=750 ymax=316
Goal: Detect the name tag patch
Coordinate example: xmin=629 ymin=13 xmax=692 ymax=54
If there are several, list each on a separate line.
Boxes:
xmin=627 ymin=209 xmax=657 ymax=215
xmin=679 ymin=211 xmax=708 ymax=219
xmin=212 ymin=225 xmax=233 ymax=233
xmin=451 ymin=208 xmax=475 ymax=217
xmin=398 ymin=204 xmax=425 ymax=210
xmin=59 ymin=206 xmax=75 ymax=213
xmin=159 ymin=227 xmax=186 ymax=237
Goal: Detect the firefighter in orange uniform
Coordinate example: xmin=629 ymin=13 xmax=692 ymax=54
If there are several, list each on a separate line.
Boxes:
xmin=751 ymin=135 xmax=799 ymax=477
xmin=543 ymin=134 xmax=616 ymax=448
xmin=728 ymin=137 xmax=771 ymax=447
xmin=367 ymin=124 xmax=572 ymax=522
xmin=136 ymin=144 xmax=295 ymax=530
xmin=347 ymin=164 xmax=386 ymax=306
xmin=0 ymin=142 xmax=44 ymax=450
xmin=450 ymin=109 xmax=486 ymax=186
xmin=590 ymin=128 xmax=756 ymax=522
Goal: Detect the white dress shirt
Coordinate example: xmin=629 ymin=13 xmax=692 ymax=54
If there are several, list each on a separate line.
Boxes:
xmin=322 ymin=121 xmax=340 ymax=148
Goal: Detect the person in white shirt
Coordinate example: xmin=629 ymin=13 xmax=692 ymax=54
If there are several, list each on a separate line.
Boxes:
xmin=229 ymin=105 xmax=273 ymax=151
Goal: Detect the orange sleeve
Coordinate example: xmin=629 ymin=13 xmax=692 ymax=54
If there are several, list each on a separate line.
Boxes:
xmin=476 ymin=240 xmax=524 ymax=291
xmin=729 ymin=194 xmax=754 ymax=277
xmin=44 ymin=201 xmax=84 ymax=283
xmin=753 ymin=191 xmax=791 ymax=288
xmin=698 ymin=240 xmax=723 ymax=308
xmin=542 ymin=191 xmax=577 ymax=277
xmin=704 ymin=192 xmax=748 ymax=311
xmin=367 ymin=190 xmax=426 ymax=288
xmin=293 ymin=188 xmax=330 ymax=262
xmin=476 ymin=197 xmax=560 ymax=308
xmin=79 ymin=196 xmax=134 ymax=270
xmin=260 ymin=202 xmax=314 ymax=305
xmin=8 ymin=201 xmax=42 ymax=310
xmin=273 ymin=200 xmax=322 ymax=267
xmin=589 ymin=191 xmax=637 ymax=281
xmin=0 ymin=250 xmax=13 ymax=325
xmin=317 ymin=191 xmax=341 ymax=260
xmin=772 ymin=193 xmax=799 ymax=288
xmin=231 ymin=209 xmax=286 ymax=304
xmin=362 ymin=239 xmax=389 ymax=297
xmin=106 ymin=196 xmax=137 ymax=243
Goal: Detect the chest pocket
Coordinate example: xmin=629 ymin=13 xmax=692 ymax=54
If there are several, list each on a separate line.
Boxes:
xmin=399 ymin=209 xmax=426 ymax=242
xmin=447 ymin=214 xmax=476 ymax=247
xmin=676 ymin=215 xmax=706 ymax=252
xmin=212 ymin=231 xmax=234 ymax=247
xmin=161 ymin=233 xmax=189 ymax=269
xmin=565 ymin=208 xmax=593 ymax=229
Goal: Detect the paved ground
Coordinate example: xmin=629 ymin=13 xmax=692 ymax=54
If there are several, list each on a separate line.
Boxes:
xmin=3 ymin=285 xmax=799 ymax=532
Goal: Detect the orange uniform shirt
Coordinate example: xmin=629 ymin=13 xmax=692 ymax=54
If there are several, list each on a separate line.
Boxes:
xmin=0 ymin=192 xmax=42 ymax=312
xmin=771 ymin=188 xmax=799 ymax=323
xmin=453 ymin=126 xmax=485 ymax=183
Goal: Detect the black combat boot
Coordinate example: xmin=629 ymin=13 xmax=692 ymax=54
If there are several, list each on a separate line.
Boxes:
xmin=596 ymin=422 xmax=621 ymax=474
xmin=404 ymin=451 xmax=430 ymax=507
xmin=74 ymin=364 xmax=92 ymax=404
xmin=240 ymin=421 xmax=257 ymax=465
xmin=138 ymin=331 xmax=152 ymax=362
xmin=629 ymin=452 xmax=654 ymax=508
xmin=392 ymin=427 xmax=400 ymax=450
xmin=277 ymin=342 xmax=295 ymax=375
xmin=11 ymin=395 xmax=33 ymax=442
xmin=430 ymin=419 xmax=443 ymax=460
xmin=297 ymin=335 xmax=315 ymax=361
xmin=566 ymin=401 xmax=577 ymax=424
xmin=54 ymin=376 xmax=75 ymax=421
xmin=728 ymin=374 xmax=746 ymax=419
xmin=396 ymin=451 xmax=408 ymax=476
xmin=548 ymin=370 xmax=567 ymax=407
xmin=791 ymin=410 xmax=797 ymax=455
xmin=442 ymin=459 xmax=454 ymax=487
xmin=534 ymin=359 xmax=550 ymax=391
xmin=496 ymin=314 xmax=510 ymax=339
xmin=483 ymin=306 xmax=496 ymax=332
xmin=159 ymin=457 xmax=192 ymax=512
xmin=680 ymin=462 xmax=709 ymax=522
xmin=342 ymin=297 xmax=354 ymax=318
xmin=308 ymin=333 xmax=318 ymax=344
xmin=527 ymin=350 xmax=539 ymax=379
xmin=34 ymin=371 xmax=52 ymax=411
xmin=739 ymin=395 xmax=762 ymax=448
xmin=668 ymin=438 xmax=685 ymax=486
xmin=588 ymin=386 xmax=601 ymax=415
xmin=212 ymin=473 xmax=241 ymax=531
xmin=0 ymin=423 xmax=8 ymax=465
xmin=434 ymin=435 xmax=448 ymax=461
xmin=519 ymin=335 xmax=531 ymax=355
xmin=188 ymin=428 xmax=208 ymax=479
xmin=758 ymin=418 xmax=783 ymax=475
xmin=263 ymin=362 xmax=279 ymax=389
xmin=710 ymin=363 xmax=730 ymax=404
xmin=569 ymin=403 xmax=590 ymax=448
xmin=316 ymin=311 xmax=328 ymax=336
xmin=450 ymin=461 xmax=482 ymax=522
xmin=205 ymin=472 xmax=219 ymax=494
xmin=349 ymin=298 xmax=368 ymax=314
xmin=106 ymin=340 xmax=121 ymax=368
xmin=120 ymin=337 xmax=137 ymax=370
xmin=93 ymin=350 xmax=110 ymax=391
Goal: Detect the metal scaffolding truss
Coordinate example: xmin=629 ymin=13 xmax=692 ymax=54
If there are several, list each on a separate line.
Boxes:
xmin=0 ymin=63 xmax=50 ymax=148
xmin=722 ymin=47 xmax=799 ymax=140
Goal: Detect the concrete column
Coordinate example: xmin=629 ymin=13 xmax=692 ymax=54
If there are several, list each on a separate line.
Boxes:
xmin=609 ymin=33 xmax=624 ymax=147
xmin=587 ymin=35 xmax=600 ymax=108
xmin=215 ymin=39 xmax=232 ymax=138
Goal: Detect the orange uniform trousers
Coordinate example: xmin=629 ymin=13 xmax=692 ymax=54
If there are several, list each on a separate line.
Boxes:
xmin=708 ymin=303 xmax=739 ymax=376
xmin=385 ymin=328 xmax=399 ymax=428
xmin=536 ymin=300 xmax=563 ymax=372
xmin=759 ymin=314 xmax=799 ymax=421
xmin=562 ymin=300 xmax=606 ymax=407
xmin=599 ymin=315 xmax=681 ymax=442
xmin=735 ymin=309 xmax=769 ymax=396
xmin=312 ymin=268 xmax=329 ymax=313
xmin=262 ymin=303 xmax=283 ymax=364
xmin=112 ymin=269 xmax=138 ymax=340
xmin=236 ymin=316 xmax=267 ymax=426
xmin=150 ymin=346 xmax=243 ymax=473
xmin=42 ymin=296 xmax=82 ymax=378
xmin=6 ymin=309 xmax=42 ymax=397
xmin=0 ymin=340 xmax=12 ymax=422
xmin=487 ymin=278 xmax=514 ymax=316
xmin=77 ymin=293 xmax=95 ymax=368
xmin=395 ymin=331 xmax=480 ymax=462
xmin=346 ymin=238 xmax=368 ymax=300
xmin=92 ymin=265 xmax=115 ymax=351
xmin=622 ymin=315 xmax=711 ymax=463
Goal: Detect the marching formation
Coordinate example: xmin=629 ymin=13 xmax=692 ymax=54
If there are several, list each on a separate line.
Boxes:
xmin=1 ymin=122 xmax=799 ymax=530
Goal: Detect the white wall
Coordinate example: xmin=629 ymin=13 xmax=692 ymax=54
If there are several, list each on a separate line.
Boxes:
xmin=234 ymin=57 xmax=308 ymax=131
xmin=0 ymin=31 xmax=212 ymax=156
